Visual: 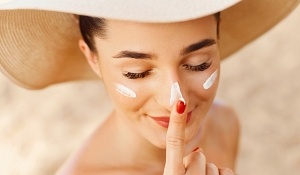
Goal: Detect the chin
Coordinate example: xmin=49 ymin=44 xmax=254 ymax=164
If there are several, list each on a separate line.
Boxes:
xmin=152 ymin=138 xmax=167 ymax=149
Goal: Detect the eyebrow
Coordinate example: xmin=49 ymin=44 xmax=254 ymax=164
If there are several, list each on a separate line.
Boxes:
xmin=112 ymin=38 xmax=217 ymax=59
xmin=180 ymin=39 xmax=217 ymax=56
xmin=112 ymin=51 xmax=154 ymax=59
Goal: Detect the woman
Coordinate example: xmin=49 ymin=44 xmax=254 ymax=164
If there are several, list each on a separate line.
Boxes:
xmin=61 ymin=14 xmax=239 ymax=175
xmin=0 ymin=0 xmax=298 ymax=174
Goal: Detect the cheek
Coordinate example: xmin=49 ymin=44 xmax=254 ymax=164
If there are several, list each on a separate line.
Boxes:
xmin=115 ymin=83 xmax=137 ymax=98
xmin=99 ymin=60 xmax=149 ymax=114
xmin=203 ymin=69 xmax=218 ymax=90
xmin=187 ymin=68 xmax=219 ymax=101
xmin=107 ymin=81 xmax=148 ymax=113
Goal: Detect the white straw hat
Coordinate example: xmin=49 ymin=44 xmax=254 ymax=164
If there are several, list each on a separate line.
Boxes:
xmin=0 ymin=0 xmax=299 ymax=89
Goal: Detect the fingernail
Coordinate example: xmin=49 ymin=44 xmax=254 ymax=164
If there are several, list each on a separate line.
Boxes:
xmin=193 ymin=147 xmax=199 ymax=152
xmin=176 ymin=99 xmax=186 ymax=114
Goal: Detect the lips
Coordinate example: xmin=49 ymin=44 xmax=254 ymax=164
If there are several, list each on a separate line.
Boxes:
xmin=149 ymin=112 xmax=192 ymax=128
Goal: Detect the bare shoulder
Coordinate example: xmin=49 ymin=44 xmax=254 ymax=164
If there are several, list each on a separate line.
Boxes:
xmin=206 ymin=99 xmax=240 ymax=134
xmin=200 ymin=98 xmax=240 ymax=169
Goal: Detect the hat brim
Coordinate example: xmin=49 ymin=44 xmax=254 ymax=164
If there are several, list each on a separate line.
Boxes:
xmin=0 ymin=0 xmax=239 ymax=23
xmin=0 ymin=0 xmax=299 ymax=89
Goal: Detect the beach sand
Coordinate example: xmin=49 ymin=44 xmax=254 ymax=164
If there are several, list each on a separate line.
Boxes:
xmin=0 ymin=7 xmax=299 ymax=175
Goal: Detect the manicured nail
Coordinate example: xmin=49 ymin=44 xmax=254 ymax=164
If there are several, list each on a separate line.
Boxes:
xmin=176 ymin=99 xmax=186 ymax=114
xmin=193 ymin=147 xmax=199 ymax=152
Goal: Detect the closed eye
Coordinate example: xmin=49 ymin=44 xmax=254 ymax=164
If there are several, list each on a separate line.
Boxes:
xmin=183 ymin=62 xmax=212 ymax=71
xmin=123 ymin=71 xmax=151 ymax=79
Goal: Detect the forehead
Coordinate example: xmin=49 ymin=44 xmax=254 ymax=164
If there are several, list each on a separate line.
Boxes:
xmin=104 ymin=15 xmax=217 ymax=41
xmin=94 ymin=15 xmax=217 ymax=57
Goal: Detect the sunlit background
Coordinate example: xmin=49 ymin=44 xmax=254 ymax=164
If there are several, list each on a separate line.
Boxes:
xmin=0 ymin=6 xmax=299 ymax=175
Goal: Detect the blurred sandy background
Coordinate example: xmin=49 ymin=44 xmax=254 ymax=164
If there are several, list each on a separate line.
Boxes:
xmin=0 ymin=7 xmax=300 ymax=175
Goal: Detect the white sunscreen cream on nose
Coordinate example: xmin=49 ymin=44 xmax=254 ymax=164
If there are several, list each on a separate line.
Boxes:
xmin=115 ymin=83 xmax=137 ymax=98
xmin=170 ymin=82 xmax=185 ymax=106
xmin=203 ymin=69 xmax=218 ymax=90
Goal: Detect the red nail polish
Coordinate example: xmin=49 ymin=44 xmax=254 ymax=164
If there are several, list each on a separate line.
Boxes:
xmin=176 ymin=100 xmax=186 ymax=114
xmin=193 ymin=147 xmax=199 ymax=152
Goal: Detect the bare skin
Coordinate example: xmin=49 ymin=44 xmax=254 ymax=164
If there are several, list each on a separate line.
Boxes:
xmin=200 ymin=100 xmax=239 ymax=169
xmin=56 ymin=100 xmax=239 ymax=175
xmin=56 ymin=16 xmax=240 ymax=175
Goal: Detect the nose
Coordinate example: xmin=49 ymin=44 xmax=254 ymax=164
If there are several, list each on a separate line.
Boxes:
xmin=155 ymin=73 xmax=187 ymax=111
xmin=170 ymin=82 xmax=185 ymax=106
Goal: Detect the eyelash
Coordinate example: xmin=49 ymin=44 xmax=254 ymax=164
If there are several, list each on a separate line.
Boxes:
xmin=123 ymin=71 xmax=150 ymax=79
xmin=123 ymin=62 xmax=212 ymax=79
xmin=183 ymin=62 xmax=212 ymax=71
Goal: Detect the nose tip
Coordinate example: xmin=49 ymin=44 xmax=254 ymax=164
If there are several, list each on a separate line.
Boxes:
xmin=170 ymin=82 xmax=185 ymax=106
xmin=155 ymin=81 xmax=186 ymax=111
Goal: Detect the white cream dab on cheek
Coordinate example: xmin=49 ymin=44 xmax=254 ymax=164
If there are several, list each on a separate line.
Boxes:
xmin=115 ymin=84 xmax=137 ymax=98
xmin=170 ymin=82 xmax=185 ymax=106
xmin=203 ymin=69 xmax=218 ymax=90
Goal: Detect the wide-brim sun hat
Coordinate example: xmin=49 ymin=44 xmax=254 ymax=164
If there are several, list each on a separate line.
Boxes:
xmin=0 ymin=0 xmax=299 ymax=89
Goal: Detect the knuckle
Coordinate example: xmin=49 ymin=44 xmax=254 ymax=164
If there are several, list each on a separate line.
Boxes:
xmin=206 ymin=163 xmax=217 ymax=169
xmin=166 ymin=135 xmax=185 ymax=147
xmin=219 ymin=167 xmax=234 ymax=175
xmin=171 ymin=116 xmax=185 ymax=126
xmin=164 ymin=167 xmax=186 ymax=175
xmin=206 ymin=163 xmax=219 ymax=174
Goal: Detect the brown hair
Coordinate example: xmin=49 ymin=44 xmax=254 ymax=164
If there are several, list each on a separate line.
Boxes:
xmin=79 ymin=16 xmax=106 ymax=52
xmin=79 ymin=13 xmax=220 ymax=53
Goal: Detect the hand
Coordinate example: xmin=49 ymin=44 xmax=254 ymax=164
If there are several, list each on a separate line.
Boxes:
xmin=163 ymin=99 xmax=234 ymax=175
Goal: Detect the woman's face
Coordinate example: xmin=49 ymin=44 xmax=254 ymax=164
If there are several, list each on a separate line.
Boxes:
xmin=83 ymin=15 xmax=220 ymax=149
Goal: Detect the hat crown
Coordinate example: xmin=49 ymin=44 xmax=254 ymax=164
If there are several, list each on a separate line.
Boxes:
xmin=1 ymin=0 xmax=240 ymax=22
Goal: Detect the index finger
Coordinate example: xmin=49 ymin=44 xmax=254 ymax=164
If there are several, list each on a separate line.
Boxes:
xmin=164 ymin=99 xmax=187 ymax=174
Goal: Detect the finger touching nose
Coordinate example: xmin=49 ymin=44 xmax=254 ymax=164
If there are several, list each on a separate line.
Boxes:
xmin=164 ymin=98 xmax=187 ymax=174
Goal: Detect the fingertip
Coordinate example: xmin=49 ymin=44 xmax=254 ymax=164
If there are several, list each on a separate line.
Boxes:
xmin=176 ymin=99 xmax=186 ymax=114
